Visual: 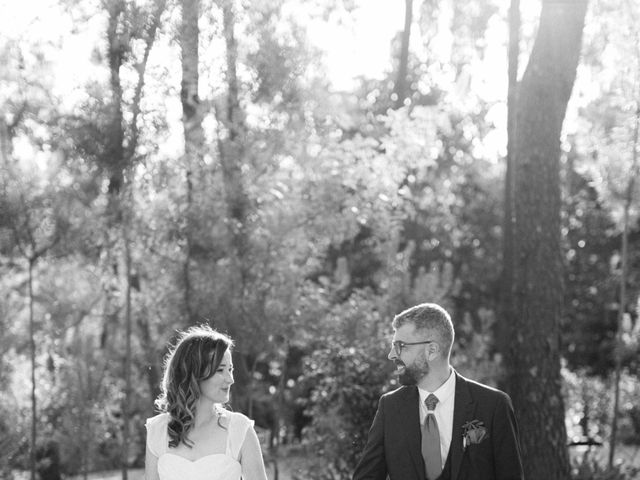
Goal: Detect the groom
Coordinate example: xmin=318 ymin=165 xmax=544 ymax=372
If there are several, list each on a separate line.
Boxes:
xmin=352 ymin=303 xmax=524 ymax=480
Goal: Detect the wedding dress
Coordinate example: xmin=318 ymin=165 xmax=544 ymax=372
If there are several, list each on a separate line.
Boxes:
xmin=146 ymin=410 xmax=254 ymax=480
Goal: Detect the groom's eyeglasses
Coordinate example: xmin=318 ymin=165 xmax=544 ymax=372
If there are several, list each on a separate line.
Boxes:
xmin=391 ymin=340 xmax=434 ymax=356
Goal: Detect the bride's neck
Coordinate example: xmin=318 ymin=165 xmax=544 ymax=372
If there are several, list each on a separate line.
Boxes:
xmin=194 ymin=400 xmax=218 ymax=427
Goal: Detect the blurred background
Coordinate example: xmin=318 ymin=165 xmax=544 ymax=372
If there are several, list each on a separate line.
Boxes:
xmin=1 ymin=0 xmax=639 ymax=479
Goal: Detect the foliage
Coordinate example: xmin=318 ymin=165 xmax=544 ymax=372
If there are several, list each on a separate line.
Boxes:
xmin=562 ymin=160 xmax=625 ymax=375
xmin=571 ymin=457 xmax=640 ymax=480
xmin=0 ymin=0 xmax=639 ymax=477
xmin=298 ymin=328 xmax=391 ymax=479
xmin=563 ymin=367 xmax=640 ymax=451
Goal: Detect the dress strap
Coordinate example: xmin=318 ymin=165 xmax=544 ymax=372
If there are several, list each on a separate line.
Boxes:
xmin=225 ymin=413 xmax=233 ymax=457
xmin=145 ymin=413 xmax=170 ymax=457
xmin=224 ymin=411 xmax=254 ymax=461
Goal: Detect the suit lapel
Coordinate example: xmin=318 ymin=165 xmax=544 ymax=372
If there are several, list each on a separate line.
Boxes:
xmin=394 ymin=386 xmax=425 ymax=480
xmin=450 ymin=372 xmax=476 ymax=480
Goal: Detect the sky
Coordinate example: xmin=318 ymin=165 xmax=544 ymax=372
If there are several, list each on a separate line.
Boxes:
xmin=0 ymin=0 xmax=405 ymax=92
xmin=0 ymin=0 xmax=517 ymax=94
xmin=304 ymin=2 xmax=404 ymax=91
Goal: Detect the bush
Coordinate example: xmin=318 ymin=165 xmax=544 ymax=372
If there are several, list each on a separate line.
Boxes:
xmin=571 ymin=457 xmax=640 ymax=480
xmin=297 ymin=341 xmax=392 ymax=480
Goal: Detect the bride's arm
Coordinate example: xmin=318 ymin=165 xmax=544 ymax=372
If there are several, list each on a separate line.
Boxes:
xmin=145 ymin=445 xmax=160 ymax=480
xmin=239 ymin=427 xmax=268 ymax=480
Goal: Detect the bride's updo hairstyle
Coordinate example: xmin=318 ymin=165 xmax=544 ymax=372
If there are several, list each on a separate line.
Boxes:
xmin=155 ymin=325 xmax=234 ymax=448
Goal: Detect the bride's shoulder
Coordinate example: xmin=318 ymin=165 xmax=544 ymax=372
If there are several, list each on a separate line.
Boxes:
xmin=219 ymin=408 xmax=254 ymax=429
xmin=145 ymin=412 xmax=170 ymax=429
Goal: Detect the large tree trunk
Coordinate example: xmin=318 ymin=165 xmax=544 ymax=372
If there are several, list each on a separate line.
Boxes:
xmin=503 ymin=1 xmax=588 ymax=479
xmin=180 ymin=0 xmax=204 ymax=326
xmin=393 ymin=0 xmax=413 ymax=109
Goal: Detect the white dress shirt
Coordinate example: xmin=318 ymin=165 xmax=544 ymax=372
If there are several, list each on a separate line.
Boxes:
xmin=418 ymin=368 xmax=456 ymax=466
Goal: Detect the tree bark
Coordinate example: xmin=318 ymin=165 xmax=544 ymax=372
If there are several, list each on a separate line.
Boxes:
xmin=180 ymin=0 xmax=204 ymax=325
xmin=393 ymin=0 xmax=413 ymax=109
xmin=29 ymin=258 xmax=36 ymax=480
xmin=0 ymin=117 xmax=11 ymax=166
xmin=121 ymin=221 xmax=133 ymax=480
xmin=219 ymin=0 xmax=250 ymax=279
xmin=105 ymin=0 xmax=127 ymax=198
xmin=103 ymin=2 xmax=166 ymax=478
xmin=504 ymin=1 xmax=588 ymax=479
xmin=500 ymin=0 xmax=520 ymax=360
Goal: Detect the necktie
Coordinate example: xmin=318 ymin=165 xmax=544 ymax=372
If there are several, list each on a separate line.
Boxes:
xmin=421 ymin=393 xmax=442 ymax=480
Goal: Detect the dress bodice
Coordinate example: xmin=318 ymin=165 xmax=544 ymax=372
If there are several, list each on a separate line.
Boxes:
xmin=157 ymin=452 xmax=240 ymax=480
xmin=146 ymin=410 xmax=253 ymax=480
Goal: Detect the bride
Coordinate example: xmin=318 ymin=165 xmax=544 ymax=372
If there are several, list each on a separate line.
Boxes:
xmin=145 ymin=325 xmax=268 ymax=480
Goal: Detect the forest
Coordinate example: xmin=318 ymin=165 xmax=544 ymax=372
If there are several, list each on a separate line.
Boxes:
xmin=1 ymin=0 xmax=640 ymax=479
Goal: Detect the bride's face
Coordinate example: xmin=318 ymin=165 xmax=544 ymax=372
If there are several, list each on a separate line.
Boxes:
xmin=199 ymin=349 xmax=234 ymax=404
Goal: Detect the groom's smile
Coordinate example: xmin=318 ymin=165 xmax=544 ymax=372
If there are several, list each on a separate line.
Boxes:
xmin=394 ymin=360 xmax=407 ymax=375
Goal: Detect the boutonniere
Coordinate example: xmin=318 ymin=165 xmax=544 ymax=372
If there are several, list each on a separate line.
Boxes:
xmin=462 ymin=420 xmax=488 ymax=450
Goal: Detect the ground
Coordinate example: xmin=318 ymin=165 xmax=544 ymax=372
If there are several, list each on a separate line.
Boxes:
xmin=13 ymin=443 xmax=640 ymax=480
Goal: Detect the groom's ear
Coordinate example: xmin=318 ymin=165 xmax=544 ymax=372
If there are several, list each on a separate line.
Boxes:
xmin=426 ymin=342 xmax=440 ymax=359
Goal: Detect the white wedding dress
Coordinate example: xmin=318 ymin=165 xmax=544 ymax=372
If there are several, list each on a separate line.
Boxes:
xmin=146 ymin=410 xmax=254 ymax=480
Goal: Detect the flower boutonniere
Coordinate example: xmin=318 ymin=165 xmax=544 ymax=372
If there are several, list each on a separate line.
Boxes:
xmin=462 ymin=420 xmax=488 ymax=451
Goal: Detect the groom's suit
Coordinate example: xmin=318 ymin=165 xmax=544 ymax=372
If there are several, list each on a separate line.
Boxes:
xmin=352 ymin=371 xmax=524 ymax=480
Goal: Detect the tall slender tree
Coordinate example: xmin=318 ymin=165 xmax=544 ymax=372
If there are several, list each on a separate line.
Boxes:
xmin=2 ymin=150 xmax=64 ymax=480
xmin=218 ymin=0 xmax=250 ymax=276
xmin=500 ymin=0 xmax=520 ymax=358
xmin=393 ymin=0 xmax=413 ymax=109
xmin=502 ymin=0 xmax=588 ymax=478
xmin=102 ymin=1 xmax=167 ymax=478
xmin=180 ymin=0 xmax=205 ymax=326
xmin=1 ymin=97 xmax=66 ymax=480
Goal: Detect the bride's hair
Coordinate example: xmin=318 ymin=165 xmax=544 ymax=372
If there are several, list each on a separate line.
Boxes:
xmin=155 ymin=324 xmax=234 ymax=448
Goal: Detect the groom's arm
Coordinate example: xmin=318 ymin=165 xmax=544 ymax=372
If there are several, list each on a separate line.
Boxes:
xmin=491 ymin=392 xmax=524 ymax=480
xmin=352 ymin=396 xmax=388 ymax=480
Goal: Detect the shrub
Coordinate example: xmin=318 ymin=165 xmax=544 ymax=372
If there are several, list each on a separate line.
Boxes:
xmin=571 ymin=457 xmax=640 ymax=480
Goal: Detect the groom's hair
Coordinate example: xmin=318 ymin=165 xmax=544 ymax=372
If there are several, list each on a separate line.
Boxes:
xmin=392 ymin=303 xmax=454 ymax=359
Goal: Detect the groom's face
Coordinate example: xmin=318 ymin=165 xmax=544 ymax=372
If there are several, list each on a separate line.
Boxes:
xmin=388 ymin=323 xmax=431 ymax=385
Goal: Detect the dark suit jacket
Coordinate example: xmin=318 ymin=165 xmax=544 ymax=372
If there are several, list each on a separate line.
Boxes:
xmin=352 ymin=371 xmax=524 ymax=480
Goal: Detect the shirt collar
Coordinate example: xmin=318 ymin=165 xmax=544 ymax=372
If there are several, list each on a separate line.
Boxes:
xmin=418 ymin=367 xmax=456 ymax=405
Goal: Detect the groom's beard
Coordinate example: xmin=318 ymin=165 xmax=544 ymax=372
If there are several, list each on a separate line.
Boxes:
xmin=395 ymin=359 xmax=430 ymax=385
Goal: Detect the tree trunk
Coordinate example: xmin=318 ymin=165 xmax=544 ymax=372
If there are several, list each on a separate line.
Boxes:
xmin=180 ymin=0 xmax=204 ymax=325
xmin=103 ymin=3 xmax=166 ymax=478
xmin=105 ymin=0 xmax=127 ymax=198
xmin=121 ymin=221 xmax=133 ymax=480
xmin=105 ymin=6 xmax=130 ymax=479
xmin=138 ymin=315 xmax=162 ymax=411
xmin=504 ymin=1 xmax=588 ymax=479
xmin=219 ymin=0 xmax=250 ymax=270
xmin=500 ymin=0 xmax=520 ymax=359
xmin=393 ymin=0 xmax=413 ymax=109
xmin=0 ymin=117 xmax=11 ymax=165
xmin=29 ymin=258 xmax=36 ymax=480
